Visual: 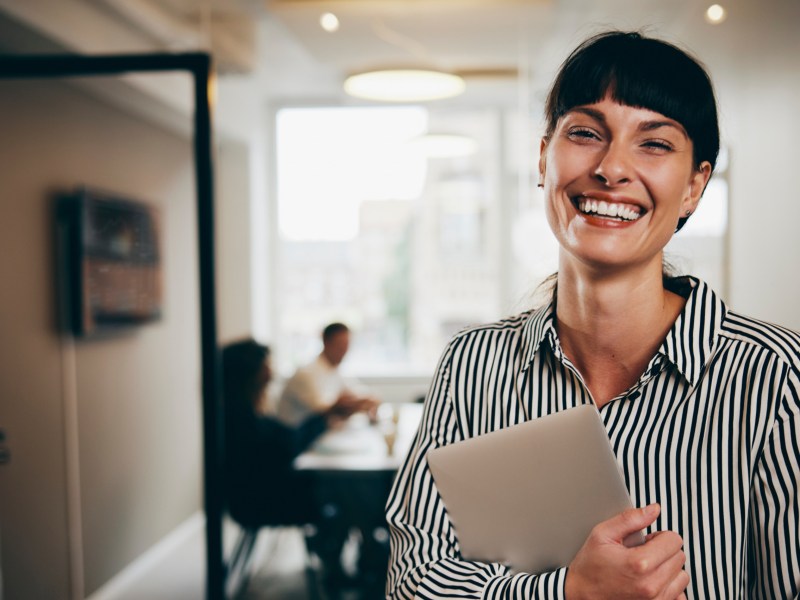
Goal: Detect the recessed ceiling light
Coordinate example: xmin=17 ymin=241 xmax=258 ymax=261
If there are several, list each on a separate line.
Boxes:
xmin=344 ymin=69 xmax=465 ymax=102
xmin=705 ymin=4 xmax=727 ymax=24
xmin=320 ymin=12 xmax=339 ymax=32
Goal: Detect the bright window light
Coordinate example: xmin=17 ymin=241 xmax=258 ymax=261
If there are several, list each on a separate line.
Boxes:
xmin=274 ymin=106 xmax=502 ymax=375
xmin=277 ymin=107 xmax=428 ymax=241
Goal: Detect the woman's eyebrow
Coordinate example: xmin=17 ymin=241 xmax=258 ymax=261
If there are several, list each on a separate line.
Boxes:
xmin=569 ymin=107 xmax=605 ymax=122
xmin=567 ymin=107 xmax=689 ymax=139
xmin=640 ymin=120 xmax=688 ymax=138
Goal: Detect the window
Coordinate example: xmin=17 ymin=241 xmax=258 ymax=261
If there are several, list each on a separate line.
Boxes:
xmin=273 ymin=106 xmax=729 ymax=377
xmin=275 ymin=105 xmax=507 ymax=375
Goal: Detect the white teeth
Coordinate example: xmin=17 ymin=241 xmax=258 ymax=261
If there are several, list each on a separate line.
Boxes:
xmin=578 ymin=198 xmax=641 ymax=221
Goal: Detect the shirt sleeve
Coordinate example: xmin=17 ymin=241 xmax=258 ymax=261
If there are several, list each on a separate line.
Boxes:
xmin=278 ymin=369 xmax=327 ymax=425
xmin=385 ymin=337 xmax=568 ymax=600
xmin=252 ymin=413 xmax=328 ymax=465
xmin=749 ymin=363 xmax=800 ymax=600
xmin=344 ymin=375 xmax=371 ymax=399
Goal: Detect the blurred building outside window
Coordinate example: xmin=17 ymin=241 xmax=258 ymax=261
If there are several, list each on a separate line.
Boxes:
xmin=273 ymin=106 xmax=728 ymax=379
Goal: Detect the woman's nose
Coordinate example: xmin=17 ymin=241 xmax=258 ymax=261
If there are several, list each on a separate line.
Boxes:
xmin=593 ymin=142 xmax=632 ymax=186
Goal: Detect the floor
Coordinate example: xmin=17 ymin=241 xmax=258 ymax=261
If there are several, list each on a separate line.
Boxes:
xmin=236 ymin=528 xmax=315 ymax=600
xmin=86 ymin=516 xmax=385 ymax=600
xmin=238 ymin=527 xmax=386 ymax=600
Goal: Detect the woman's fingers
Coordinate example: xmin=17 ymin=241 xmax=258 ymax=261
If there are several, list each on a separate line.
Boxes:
xmin=628 ymin=538 xmax=688 ymax=599
xmin=595 ymin=504 xmax=660 ymax=544
xmin=628 ymin=529 xmax=685 ymax=573
xmin=662 ymin=569 xmax=690 ymax=599
xmin=566 ymin=505 xmax=688 ymax=600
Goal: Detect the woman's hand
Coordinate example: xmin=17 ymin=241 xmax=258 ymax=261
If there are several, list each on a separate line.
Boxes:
xmin=565 ymin=503 xmax=689 ymax=600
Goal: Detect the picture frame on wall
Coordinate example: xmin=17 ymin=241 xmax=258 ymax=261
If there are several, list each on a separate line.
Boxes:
xmin=57 ymin=186 xmax=163 ymax=337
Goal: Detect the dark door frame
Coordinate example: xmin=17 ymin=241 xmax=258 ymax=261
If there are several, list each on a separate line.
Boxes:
xmin=0 ymin=53 xmax=224 ymax=600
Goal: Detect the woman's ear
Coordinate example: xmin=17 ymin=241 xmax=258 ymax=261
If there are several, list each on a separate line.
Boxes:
xmin=538 ymin=138 xmax=549 ymax=185
xmin=682 ymin=160 xmax=713 ymax=215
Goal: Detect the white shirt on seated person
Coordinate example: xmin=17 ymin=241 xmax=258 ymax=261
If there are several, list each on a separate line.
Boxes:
xmin=277 ymin=355 xmax=364 ymax=425
xmin=277 ymin=324 xmax=371 ymax=426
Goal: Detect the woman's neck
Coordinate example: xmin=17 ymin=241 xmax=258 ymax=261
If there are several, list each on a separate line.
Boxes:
xmin=554 ymin=261 xmax=685 ymax=409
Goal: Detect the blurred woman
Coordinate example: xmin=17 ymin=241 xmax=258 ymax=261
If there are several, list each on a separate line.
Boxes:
xmin=222 ymin=338 xmax=362 ymax=526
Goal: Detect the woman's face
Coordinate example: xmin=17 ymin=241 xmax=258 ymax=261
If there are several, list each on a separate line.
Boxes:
xmin=540 ymin=95 xmax=711 ymax=274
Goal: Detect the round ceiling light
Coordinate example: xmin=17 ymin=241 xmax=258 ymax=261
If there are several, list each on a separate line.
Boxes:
xmin=705 ymin=4 xmax=727 ymax=24
xmin=344 ymin=69 xmax=466 ymax=102
xmin=320 ymin=12 xmax=339 ymax=32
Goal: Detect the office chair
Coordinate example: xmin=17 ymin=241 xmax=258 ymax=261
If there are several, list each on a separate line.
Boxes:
xmin=224 ymin=506 xmax=324 ymax=600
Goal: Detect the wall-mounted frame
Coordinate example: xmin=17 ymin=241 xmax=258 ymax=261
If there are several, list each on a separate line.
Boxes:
xmin=58 ymin=187 xmax=164 ymax=337
xmin=0 ymin=53 xmax=224 ymax=599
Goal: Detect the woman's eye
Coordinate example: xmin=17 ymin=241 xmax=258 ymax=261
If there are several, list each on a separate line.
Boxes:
xmin=642 ymin=139 xmax=675 ymax=152
xmin=567 ymin=127 xmax=599 ymax=141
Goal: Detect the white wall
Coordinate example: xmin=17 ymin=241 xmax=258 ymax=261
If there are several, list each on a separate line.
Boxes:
xmin=669 ymin=0 xmax=799 ymax=330
xmin=721 ymin=2 xmax=800 ymax=329
xmin=216 ymin=138 xmax=255 ymax=342
xmin=0 ymin=77 xmax=203 ymax=598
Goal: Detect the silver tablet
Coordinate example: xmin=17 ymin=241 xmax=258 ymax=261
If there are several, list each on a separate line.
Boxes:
xmin=426 ymin=404 xmax=644 ymax=575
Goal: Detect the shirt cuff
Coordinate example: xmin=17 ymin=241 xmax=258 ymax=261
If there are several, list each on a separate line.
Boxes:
xmin=483 ymin=567 xmax=568 ymax=599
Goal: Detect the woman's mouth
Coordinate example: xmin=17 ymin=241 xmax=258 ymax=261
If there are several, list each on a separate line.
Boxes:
xmin=575 ymin=197 xmax=643 ymax=222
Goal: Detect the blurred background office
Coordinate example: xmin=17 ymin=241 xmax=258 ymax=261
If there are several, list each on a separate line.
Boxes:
xmin=0 ymin=0 xmax=798 ymax=598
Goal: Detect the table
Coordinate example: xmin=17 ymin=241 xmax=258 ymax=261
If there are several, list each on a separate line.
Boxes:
xmin=294 ymin=402 xmax=423 ymax=473
xmin=293 ymin=402 xmax=424 ymax=592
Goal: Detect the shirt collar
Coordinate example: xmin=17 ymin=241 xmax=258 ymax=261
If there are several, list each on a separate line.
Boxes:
xmin=658 ymin=276 xmax=727 ymax=386
xmin=520 ymin=301 xmax=558 ymax=369
xmin=520 ymin=277 xmax=727 ymax=386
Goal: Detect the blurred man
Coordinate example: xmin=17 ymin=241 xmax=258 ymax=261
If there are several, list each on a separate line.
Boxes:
xmin=277 ymin=322 xmax=376 ymax=425
xmin=277 ymin=323 xmax=388 ymax=594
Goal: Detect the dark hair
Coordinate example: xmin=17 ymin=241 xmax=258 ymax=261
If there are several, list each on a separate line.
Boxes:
xmin=544 ymin=31 xmax=719 ymax=231
xmin=222 ymin=339 xmax=269 ymax=415
xmin=322 ymin=322 xmax=349 ymax=342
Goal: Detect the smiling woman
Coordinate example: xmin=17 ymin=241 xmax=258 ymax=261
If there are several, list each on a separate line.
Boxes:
xmin=540 ymin=30 xmax=719 ymax=235
xmin=386 ymin=31 xmax=800 ymax=600
xmin=541 ymin=98 xmax=711 ymax=275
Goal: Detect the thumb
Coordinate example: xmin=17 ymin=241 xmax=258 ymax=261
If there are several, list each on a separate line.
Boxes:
xmin=597 ymin=503 xmax=659 ymax=544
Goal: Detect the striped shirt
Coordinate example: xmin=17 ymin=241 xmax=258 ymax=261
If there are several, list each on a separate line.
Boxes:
xmin=386 ymin=277 xmax=800 ymax=599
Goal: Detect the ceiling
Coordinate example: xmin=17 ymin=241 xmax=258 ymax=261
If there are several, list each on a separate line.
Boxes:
xmin=1 ymin=0 xmax=797 ymax=107
xmin=143 ymin=0 xmax=797 ymax=103
xmin=266 ymin=0 xmax=553 ymax=74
